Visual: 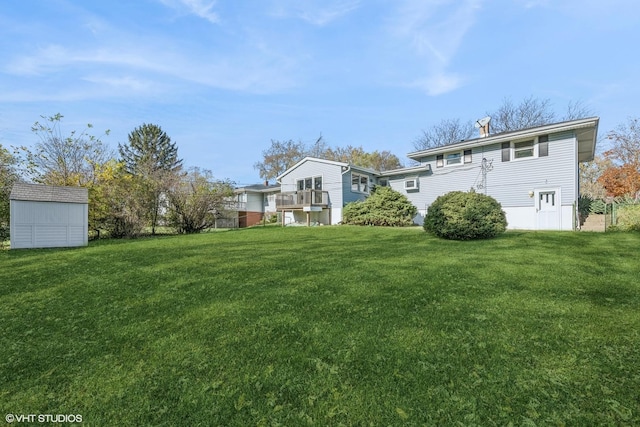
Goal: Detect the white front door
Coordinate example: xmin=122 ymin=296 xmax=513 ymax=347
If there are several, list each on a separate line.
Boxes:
xmin=535 ymin=188 xmax=561 ymax=230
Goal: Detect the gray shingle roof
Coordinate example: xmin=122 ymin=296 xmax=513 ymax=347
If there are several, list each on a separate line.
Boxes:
xmin=10 ymin=183 xmax=88 ymax=204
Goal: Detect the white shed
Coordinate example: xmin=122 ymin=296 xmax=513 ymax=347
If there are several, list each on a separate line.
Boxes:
xmin=10 ymin=183 xmax=88 ymax=249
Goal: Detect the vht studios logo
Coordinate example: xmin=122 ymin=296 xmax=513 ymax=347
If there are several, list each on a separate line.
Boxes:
xmin=6 ymin=413 xmax=83 ymax=423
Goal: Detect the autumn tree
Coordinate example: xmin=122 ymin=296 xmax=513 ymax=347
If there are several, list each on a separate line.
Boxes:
xmin=598 ymin=117 xmax=640 ymax=198
xmin=166 ymin=167 xmax=234 ymax=234
xmin=119 ymin=123 xmax=183 ymax=234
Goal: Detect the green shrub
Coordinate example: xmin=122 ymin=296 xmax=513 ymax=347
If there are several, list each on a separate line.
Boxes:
xmin=342 ymin=186 xmax=418 ymax=226
xmin=615 ymin=204 xmax=640 ymax=232
xmin=423 ymin=191 xmax=507 ymax=240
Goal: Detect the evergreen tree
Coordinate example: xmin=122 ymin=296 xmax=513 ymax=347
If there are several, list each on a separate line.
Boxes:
xmin=119 ymin=123 xmax=182 ymax=175
xmin=118 ymin=124 xmax=183 ymax=234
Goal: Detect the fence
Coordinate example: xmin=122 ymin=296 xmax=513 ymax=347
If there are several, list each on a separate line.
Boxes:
xmin=581 ymin=196 xmax=640 ymax=230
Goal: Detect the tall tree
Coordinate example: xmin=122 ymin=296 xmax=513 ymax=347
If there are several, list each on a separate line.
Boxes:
xmin=579 ymin=155 xmax=612 ymax=199
xmin=598 ymin=117 xmax=640 ymax=198
xmin=19 ymin=113 xmax=111 ymax=186
xmin=412 ymin=118 xmax=475 ymax=150
xmin=255 ymin=137 xmax=404 ymax=180
xmin=488 ymin=96 xmax=595 ymax=134
xmin=487 ymin=96 xmax=556 ymax=134
xmin=326 ymin=146 xmax=403 ymax=170
xmin=119 ymin=123 xmax=183 ymax=175
xmin=414 ymin=96 xmax=595 ymax=150
xmin=0 ymin=144 xmax=20 ymax=244
xmin=254 ymin=139 xmax=307 ymax=181
xmin=119 ymin=123 xmax=183 ymax=234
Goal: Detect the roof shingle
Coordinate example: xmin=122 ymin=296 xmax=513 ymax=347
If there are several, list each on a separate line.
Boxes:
xmin=10 ymin=183 xmax=88 ymax=204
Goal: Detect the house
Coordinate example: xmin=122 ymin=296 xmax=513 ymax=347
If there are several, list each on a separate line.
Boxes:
xmin=10 ymin=183 xmax=88 ymax=249
xmin=275 ymin=117 xmax=599 ymax=230
xmin=276 ymin=158 xmax=380 ymax=226
xmin=230 ymin=183 xmax=281 ymax=227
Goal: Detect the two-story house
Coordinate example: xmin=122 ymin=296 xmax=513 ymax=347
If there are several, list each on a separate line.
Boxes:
xmin=275 ymin=117 xmax=599 ymax=230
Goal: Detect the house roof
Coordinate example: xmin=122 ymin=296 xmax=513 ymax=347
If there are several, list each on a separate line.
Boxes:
xmin=276 ymin=157 xmax=379 ymax=182
xmin=10 ymin=182 xmax=88 ymax=204
xmin=406 ymin=117 xmax=599 ymax=163
xmin=235 ymin=183 xmax=281 ymax=194
xmin=377 ymin=164 xmax=431 ymax=177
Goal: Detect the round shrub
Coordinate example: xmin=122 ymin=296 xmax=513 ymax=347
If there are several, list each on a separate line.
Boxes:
xmin=342 ymin=186 xmax=418 ymax=226
xmin=423 ymin=191 xmax=507 ymax=240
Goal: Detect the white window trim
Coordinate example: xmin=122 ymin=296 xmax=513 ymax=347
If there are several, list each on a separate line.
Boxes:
xmin=444 ymin=151 xmax=464 ymax=167
xmin=297 ymin=175 xmax=323 ymax=191
xmin=351 ymin=172 xmax=370 ymax=193
xmin=510 ymin=138 xmax=538 ymax=161
xmin=404 ymin=177 xmax=419 ymax=190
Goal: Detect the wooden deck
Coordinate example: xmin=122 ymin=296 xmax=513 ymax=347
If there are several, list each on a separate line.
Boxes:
xmin=275 ymin=190 xmax=329 ymax=209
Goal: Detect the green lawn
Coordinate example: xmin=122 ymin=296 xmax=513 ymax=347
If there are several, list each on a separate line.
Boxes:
xmin=1 ymin=227 xmax=639 ymax=426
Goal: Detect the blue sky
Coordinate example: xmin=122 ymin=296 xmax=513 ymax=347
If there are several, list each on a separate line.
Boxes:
xmin=1 ymin=0 xmax=638 ymax=185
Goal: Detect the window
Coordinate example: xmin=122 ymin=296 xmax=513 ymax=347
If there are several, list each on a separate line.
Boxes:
xmin=502 ymin=136 xmax=548 ymax=162
xmin=378 ymin=177 xmax=389 ymax=187
xmin=404 ymin=177 xmax=418 ymax=190
xmin=446 ymin=152 xmax=462 ymax=165
xmin=501 ymin=142 xmax=510 ymax=162
xmin=539 ymin=135 xmax=549 ymax=157
xmin=436 ymin=155 xmax=444 ymax=168
xmin=352 ymin=173 xmax=369 ymax=193
xmin=297 ymin=176 xmax=322 ymax=191
xmin=514 ymin=140 xmax=534 ymax=159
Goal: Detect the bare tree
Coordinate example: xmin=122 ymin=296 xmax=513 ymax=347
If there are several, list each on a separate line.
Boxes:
xmin=166 ymin=168 xmax=234 ymax=234
xmin=19 ymin=113 xmax=112 ymax=186
xmin=487 ymin=96 xmax=556 ymax=134
xmin=412 ymin=118 xmax=475 ymax=151
xmin=563 ymin=100 xmax=594 ymax=121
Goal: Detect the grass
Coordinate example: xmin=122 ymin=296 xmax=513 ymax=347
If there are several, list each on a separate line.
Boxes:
xmin=1 ymin=226 xmax=639 ymax=426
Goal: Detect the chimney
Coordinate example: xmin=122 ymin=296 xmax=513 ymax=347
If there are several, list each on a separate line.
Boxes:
xmin=479 ymin=122 xmax=490 ymax=138
xmin=475 ymin=116 xmax=491 ymax=138
xmin=264 ymin=180 xmax=269 ymax=187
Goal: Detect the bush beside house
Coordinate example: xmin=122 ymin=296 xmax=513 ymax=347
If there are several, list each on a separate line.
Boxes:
xmin=424 ymin=191 xmax=507 ymax=240
xmin=342 ymin=186 xmax=417 ymax=226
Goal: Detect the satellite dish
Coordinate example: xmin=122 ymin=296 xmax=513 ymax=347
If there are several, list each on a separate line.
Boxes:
xmin=475 ymin=116 xmax=491 ymax=128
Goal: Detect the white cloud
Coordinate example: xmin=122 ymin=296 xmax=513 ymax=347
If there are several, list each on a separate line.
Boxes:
xmin=158 ymin=0 xmax=220 ymax=23
xmin=270 ymin=0 xmax=361 ymax=26
xmin=387 ymin=0 xmax=482 ymax=95
xmin=410 ymin=72 xmax=463 ymax=96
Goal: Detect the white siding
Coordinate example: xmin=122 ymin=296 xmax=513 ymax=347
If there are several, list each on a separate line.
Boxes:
xmin=398 ymin=132 xmax=579 ymax=230
xmin=279 ymin=159 xmax=345 ymax=224
xmin=246 ymin=193 xmax=264 ymax=212
xmin=10 ymin=200 xmax=88 ymax=249
xmin=264 ymin=193 xmax=277 ymax=213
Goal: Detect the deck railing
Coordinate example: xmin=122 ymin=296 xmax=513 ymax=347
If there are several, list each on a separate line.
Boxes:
xmin=276 ymin=190 xmax=329 ymax=209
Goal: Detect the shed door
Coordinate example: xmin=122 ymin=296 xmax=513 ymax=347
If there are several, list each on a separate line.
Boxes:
xmin=535 ymin=188 xmax=560 ymax=230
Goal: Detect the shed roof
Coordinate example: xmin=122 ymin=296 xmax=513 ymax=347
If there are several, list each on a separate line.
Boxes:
xmin=10 ymin=183 xmax=88 ymax=204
